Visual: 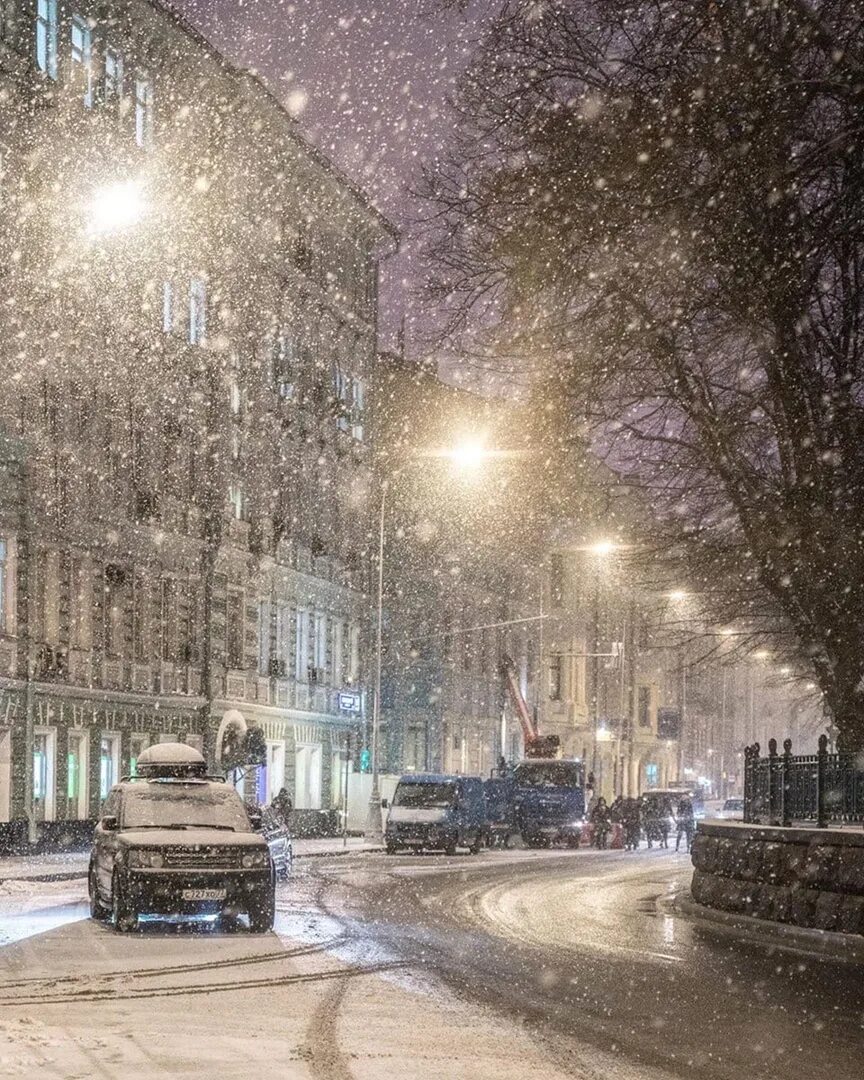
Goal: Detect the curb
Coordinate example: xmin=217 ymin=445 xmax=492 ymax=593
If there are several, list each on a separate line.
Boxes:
xmin=675 ymin=894 xmax=864 ymax=962
xmin=0 ymin=845 xmax=384 ymax=883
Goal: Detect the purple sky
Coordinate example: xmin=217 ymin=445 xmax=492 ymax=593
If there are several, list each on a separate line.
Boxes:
xmin=173 ymin=1 xmax=491 ymax=354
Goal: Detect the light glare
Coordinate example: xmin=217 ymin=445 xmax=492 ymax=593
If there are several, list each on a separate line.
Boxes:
xmin=87 ymin=179 xmax=147 ymax=234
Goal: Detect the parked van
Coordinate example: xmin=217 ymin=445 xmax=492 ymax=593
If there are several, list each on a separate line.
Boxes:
xmin=384 ymin=774 xmax=485 ymax=855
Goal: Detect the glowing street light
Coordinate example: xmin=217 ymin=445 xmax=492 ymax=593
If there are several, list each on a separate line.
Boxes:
xmin=86 ymin=179 xmax=147 ymax=234
xmin=589 ymin=539 xmax=617 ymax=557
xmin=668 ymin=589 xmax=688 ymax=602
xmin=446 ymin=437 xmax=489 ymax=472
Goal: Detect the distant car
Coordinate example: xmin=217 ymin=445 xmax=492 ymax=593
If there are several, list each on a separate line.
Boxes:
xmin=384 ymin=773 xmax=485 ymax=854
xmin=88 ymin=743 xmax=275 ymax=933
xmin=717 ymin=797 xmax=744 ymax=821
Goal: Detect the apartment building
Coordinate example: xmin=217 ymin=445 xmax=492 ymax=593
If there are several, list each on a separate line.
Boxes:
xmin=0 ymin=1 xmax=395 ymax=844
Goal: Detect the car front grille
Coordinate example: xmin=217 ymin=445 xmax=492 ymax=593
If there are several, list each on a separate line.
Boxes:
xmin=163 ymin=848 xmax=241 ymax=870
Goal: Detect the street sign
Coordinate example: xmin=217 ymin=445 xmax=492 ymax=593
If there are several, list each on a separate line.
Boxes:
xmin=339 ymin=690 xmax=361 ymax=713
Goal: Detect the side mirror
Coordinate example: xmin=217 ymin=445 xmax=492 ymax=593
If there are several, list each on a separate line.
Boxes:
xmin=249 ymin=810 xmax=263 ymax=831
xmin=380 ymin=798 xmax=389 ymax=809
xmin=101 ymin=815 xmax=118 ymax=832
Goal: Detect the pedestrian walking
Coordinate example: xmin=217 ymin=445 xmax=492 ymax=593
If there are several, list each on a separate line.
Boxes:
xmin=622 ymin=798 xmax=641 ymax=851
xmin=675 ymin=795 xmax=695 ymax=852
xmin=590 ymin=797 xmax=611 ymax=850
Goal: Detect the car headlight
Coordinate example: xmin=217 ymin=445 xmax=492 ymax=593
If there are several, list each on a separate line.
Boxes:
xmin=128 ymin=849 xmax=163 ymax=867
xmin=242 ymin=851 xmax=267 ymax=868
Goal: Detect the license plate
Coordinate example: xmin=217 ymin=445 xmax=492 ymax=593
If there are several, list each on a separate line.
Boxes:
xmin=182 ymin=888 xmax=226 ymax=901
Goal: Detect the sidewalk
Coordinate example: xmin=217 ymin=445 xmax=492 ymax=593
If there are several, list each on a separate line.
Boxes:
xmin=0 ymin=835 xmax=381 ymax=883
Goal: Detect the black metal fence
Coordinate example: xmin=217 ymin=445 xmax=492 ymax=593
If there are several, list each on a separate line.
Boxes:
xmin=743 ymin=736 xmax=864 ymax=827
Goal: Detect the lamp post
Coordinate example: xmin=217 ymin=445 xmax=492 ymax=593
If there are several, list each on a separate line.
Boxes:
xmin=364 ymin=438 xmax=494 ymax=842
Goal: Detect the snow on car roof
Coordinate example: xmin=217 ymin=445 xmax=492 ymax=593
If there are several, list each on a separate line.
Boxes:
xmin=137 ymin=743 xmax=206 ymax=766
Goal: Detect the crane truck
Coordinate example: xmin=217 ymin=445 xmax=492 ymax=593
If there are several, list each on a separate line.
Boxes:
xmin=499 ymin=655 xmax=586 ymax=847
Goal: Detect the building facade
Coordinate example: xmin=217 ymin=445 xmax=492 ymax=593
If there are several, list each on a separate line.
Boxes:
xmin=0 ymin=0 xmax=395 ymax=844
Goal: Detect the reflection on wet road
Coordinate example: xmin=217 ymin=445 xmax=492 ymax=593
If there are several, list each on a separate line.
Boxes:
xmin=291 ymin=847 xmax=864 ymax=1080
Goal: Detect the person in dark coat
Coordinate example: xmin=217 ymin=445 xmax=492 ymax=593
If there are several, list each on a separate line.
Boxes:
xmin=590 ymin=797 xmax=611 ymax=849
xmin=675 ymin=795 xmax=695 ymax=852
xmin=622 ymin=798 xmax=641 ymax=851
xmin=270 ymin=787 xmax=293 ymax=827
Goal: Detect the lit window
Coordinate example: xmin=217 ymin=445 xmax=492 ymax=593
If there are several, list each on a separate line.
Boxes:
xmin=104 ymin=47 xmax=124 ymax=104
xmin=352 ymin=378 xmax=365 ymax=441
xmin=35 ymin=0 xmax=58 ymax=80
xmin=70 ymin=16 xmax=93 ymax=107
xmin=274 ymin=331 xmax=296 ymax=399
xmin=229 ymin=481 xmax=244 ymax=520
xmin=229 ymin=378 xmax=241 ymax=415
xmin=189 ymin=278 xmax=206 ymax=344
xmin=135 ymin=75 xmax=153 ymax=148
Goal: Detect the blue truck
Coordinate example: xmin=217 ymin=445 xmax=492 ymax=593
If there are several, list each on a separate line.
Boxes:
xmin=510 ymin=758 xmax=586 ymax=847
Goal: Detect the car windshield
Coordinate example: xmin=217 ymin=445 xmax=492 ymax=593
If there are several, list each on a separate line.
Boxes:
xmin=393 ymin=782 xmax=456 ymax=808
xmin=512 ymin=763 xmax=583 ymax=788
xmin=121 ymin=783 xmax=253 ymax=831
xmin=724 ymin=799 xmax=744 ymax=811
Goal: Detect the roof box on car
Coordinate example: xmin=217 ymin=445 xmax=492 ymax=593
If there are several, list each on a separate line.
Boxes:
xmin=135 ymin=742 xmax=208 ymax=778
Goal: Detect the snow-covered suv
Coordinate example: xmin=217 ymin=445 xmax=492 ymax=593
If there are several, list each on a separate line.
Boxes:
xmin=88 ymin=743 xmax=275 ymax=933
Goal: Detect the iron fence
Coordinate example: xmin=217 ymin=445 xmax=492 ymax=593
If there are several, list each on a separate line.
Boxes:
xmin=743 ymin=736 xmax=864 ymax=826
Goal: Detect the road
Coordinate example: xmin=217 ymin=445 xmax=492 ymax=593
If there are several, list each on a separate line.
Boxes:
xmin=0 ymin=847 xmax=862 ymax=1078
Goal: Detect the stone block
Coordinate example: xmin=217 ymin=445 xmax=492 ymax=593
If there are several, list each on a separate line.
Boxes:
xmin=836 ymin=894 xmax=864 ymax=936
xmin=790 ymin=887 xmax=818 ymax=928
xmin=812 ymin=890 xmax=843 ymax=932
xmin=834 ymin=847 xmax=864 ymax=894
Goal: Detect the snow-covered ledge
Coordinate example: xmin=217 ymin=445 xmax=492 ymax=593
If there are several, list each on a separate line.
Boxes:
xmin=691 ymin=820 xmax=864 ymax=936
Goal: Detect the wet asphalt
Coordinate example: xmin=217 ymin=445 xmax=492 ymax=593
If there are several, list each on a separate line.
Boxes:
xmin=295 ymin=846 xmax=864 ymax=1080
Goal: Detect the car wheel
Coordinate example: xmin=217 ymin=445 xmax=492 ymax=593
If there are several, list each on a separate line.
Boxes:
xmin=111 ymin=872 xmax=137 ymax=933
xmin=89 ymin=865 xmax=109 ymax=921
xmin=469 ymin=832 xmax=483 ymax=855
xmin=385 ymin=841 xmax=401 ymax=855
xmin=248 ymin=891 xmax=275 ymax=933
xmin=444 ymin=839 xmax=457 ymax=856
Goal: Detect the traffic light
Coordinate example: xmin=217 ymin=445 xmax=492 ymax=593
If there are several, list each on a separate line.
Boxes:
xmin=359 ymin=748 xmax=371 ymax=773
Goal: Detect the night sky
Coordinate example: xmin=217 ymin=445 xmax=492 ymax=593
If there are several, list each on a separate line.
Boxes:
xmin=173 ymin=1 xmax=492 ymax=354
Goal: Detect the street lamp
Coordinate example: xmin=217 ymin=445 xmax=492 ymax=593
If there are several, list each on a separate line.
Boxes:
xmin=364 ymin=438 xmax=498 ymax=842
xmin=86 ymin=179 xmax=147 ymax=235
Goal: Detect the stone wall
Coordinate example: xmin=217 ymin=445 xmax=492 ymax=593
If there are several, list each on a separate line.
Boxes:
xmin=691 ymin=820 xmax=864 ymax=935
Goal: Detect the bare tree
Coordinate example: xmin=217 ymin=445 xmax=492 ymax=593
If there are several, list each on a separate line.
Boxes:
xmin=420 ymin=0 xmax=864 ymax=748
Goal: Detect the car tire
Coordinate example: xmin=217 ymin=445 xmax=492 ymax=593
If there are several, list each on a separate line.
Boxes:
xmin=444 ymin=839 xmax=457 ymax=856
xmin=111 ymin=872 xmax=137 ymax=933
xmin=469 ymin=832 xmax=483 ymax=855
xmin=248 ymin=892 xmax=275 ymax=933
xmin=89 ymin=865 xmax=109 ymax=921
xmin=385 ymin=841 xmax=401 ymax=855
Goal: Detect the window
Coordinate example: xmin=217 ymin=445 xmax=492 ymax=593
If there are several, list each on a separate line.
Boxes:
xmin=160 ymin=578 xmax=177 ymax=662
xmin=135 ymin=75 xmax=153 ymax=148
xmin=273 ymin=331 xmax=297 ymax=400
xmin=70 ymin=16 xmax=93 ymax=106
xmin=295 ymin=609 xmax=309 ymax=681
xmin=104 ymin=570 xmax=125 ymax=657
xmin=348 ymin=622 xmax=360 ymax=682
xmin=332 ymin=619 xmax=344 ymax=686
xmin=189 ymin=278 xmax=206 ymax=344
xmin=548 ymin=654 xmax=562 ymax=701
xmin=229 ymin=377 xmax=241 ymax=415
xmin=69 ymin=557 xmax=91 ymax=650
xmin=67 ymin=730 xmax=89 ymax=819
xmin=313 ymin=612 xmax=327 ymax=680
xmin=0 ymin=538 xmax=12 ymax=634
xmin=549 ymin=554 xmax=565 ymax=607
xmin=258 ymin=600 xmax=271 ymax=675
xmin=229 ymin=481 xmax=244 ymax=521
xmin=351 ymin=378 xmax=365 ymax=442
xmin=226 ymin=591 xmax=244 ymax=669
xmin=35 ymin=0 xmax=58 ymax=80
xmin=132 ymin=572 xmax=148 ymax=661
xmin=43 ymin=551 xmax=60 ymax=644
xmin=276 ymin=603 xmax=290 ymax=675
xmin=104 ymin=47 xmax=124 ymax=103
xmin=99 ymin=734 xmax=120 ymax=799
xmin=33 ymin=728 xmax=56 ymax=821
